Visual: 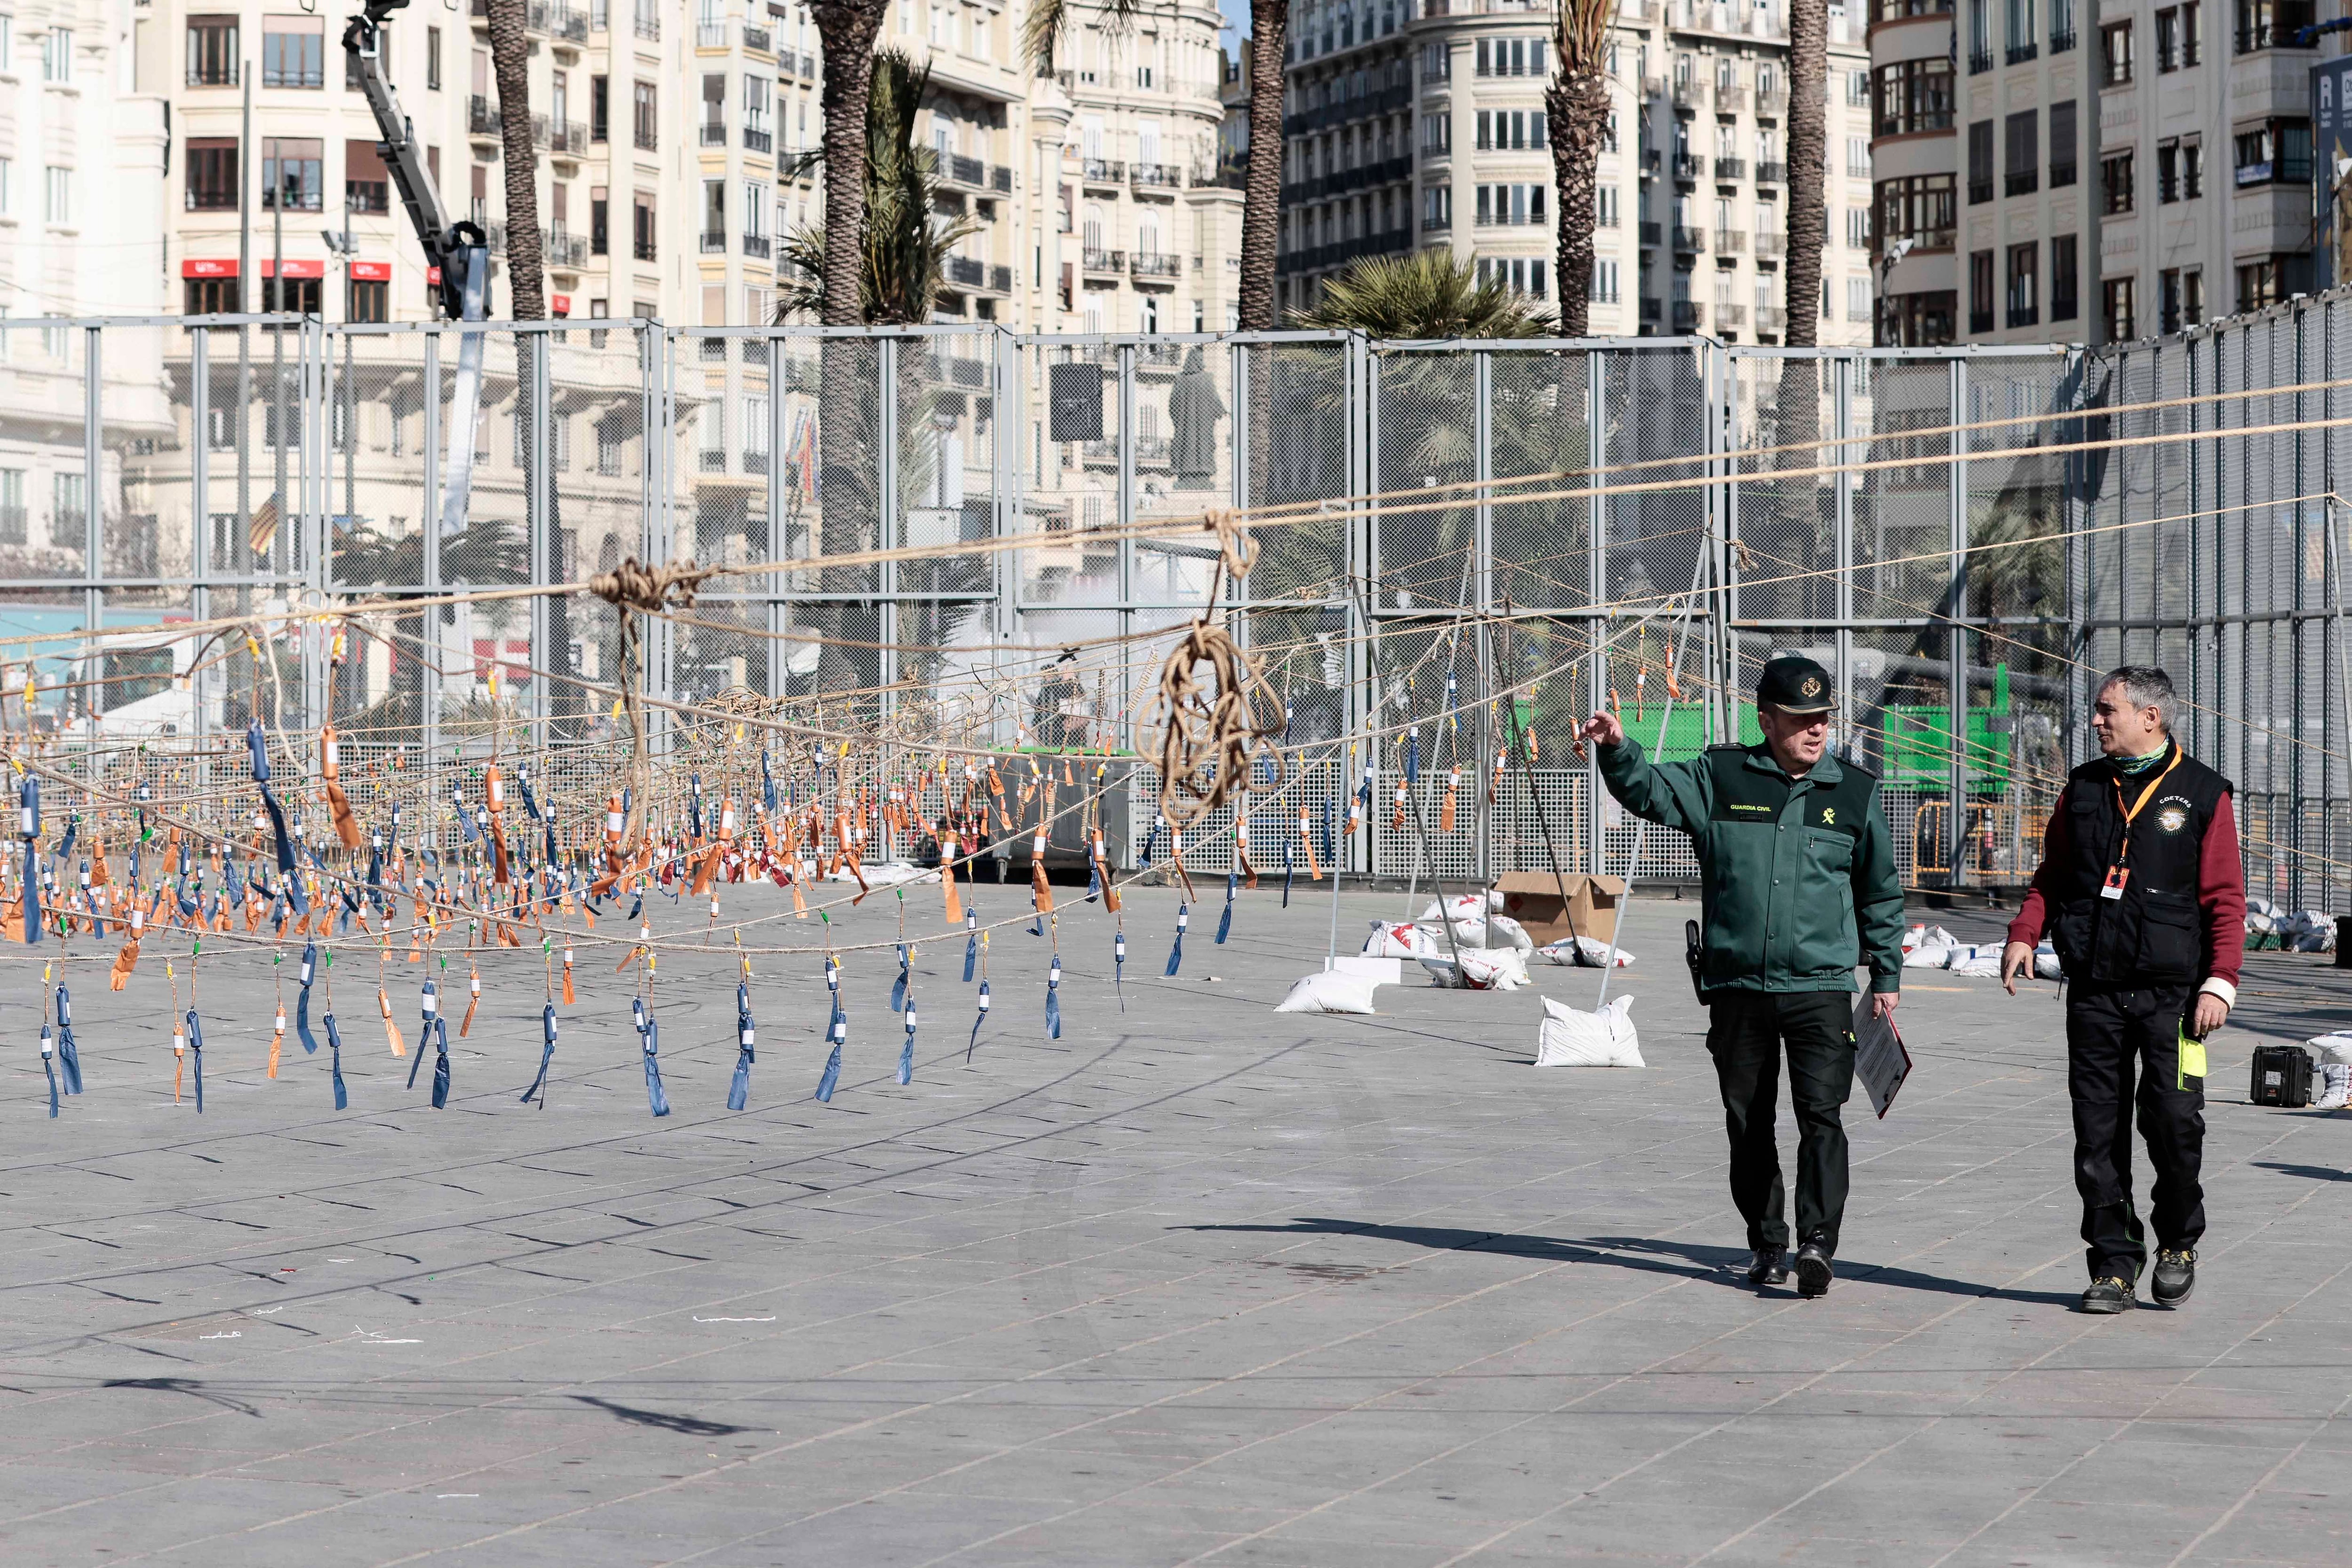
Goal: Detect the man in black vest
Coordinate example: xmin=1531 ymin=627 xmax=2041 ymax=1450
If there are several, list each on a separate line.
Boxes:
xmin=1583 ymin=656 xmax=1906 ymax=1299
xmin=2001 ymin=667 xmax=2244 ymax=1314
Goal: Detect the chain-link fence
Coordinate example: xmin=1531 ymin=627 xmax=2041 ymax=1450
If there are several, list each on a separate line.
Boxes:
xmin=13 ymin=309 xmax=2349 ymax=900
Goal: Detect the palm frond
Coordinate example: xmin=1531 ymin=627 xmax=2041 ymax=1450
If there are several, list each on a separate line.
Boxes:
xmin=778 ymin=47 xmax=983 ymax=324
xmin=1287 ymin=248 xmax=1557 ymax=339
xmin=1023 ymin=0 xmax=1147 ymax=76
xmin=1552 ymin=0 xmax=1621 ymax=67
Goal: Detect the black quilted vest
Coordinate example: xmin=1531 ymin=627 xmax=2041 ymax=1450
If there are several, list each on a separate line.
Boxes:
xmin=2043 ymin=743 xmax=2232 ymax=987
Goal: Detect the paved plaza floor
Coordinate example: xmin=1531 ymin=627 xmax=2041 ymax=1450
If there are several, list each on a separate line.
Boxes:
xmin=2 ymin=883 xmax=2350 ymax=1566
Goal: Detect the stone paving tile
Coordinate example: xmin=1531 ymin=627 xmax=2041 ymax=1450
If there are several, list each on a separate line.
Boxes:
xmin=0 ymin=889 xmax=2348 ymax=1565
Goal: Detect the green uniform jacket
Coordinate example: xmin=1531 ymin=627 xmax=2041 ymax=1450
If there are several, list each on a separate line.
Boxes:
xmin=1598 ymin=738 xmax=1905 ymax=997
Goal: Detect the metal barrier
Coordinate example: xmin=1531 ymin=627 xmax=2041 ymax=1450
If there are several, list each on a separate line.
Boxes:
xmin=8 ymin=307 xmax=2348 ymax=901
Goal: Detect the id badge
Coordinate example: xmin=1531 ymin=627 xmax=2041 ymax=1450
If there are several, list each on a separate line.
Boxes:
xmin=2100 ymin=864 xmax=2129 ymax=900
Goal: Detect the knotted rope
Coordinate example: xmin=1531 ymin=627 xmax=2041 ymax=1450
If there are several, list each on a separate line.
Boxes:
xmin=589 ymin=558 xmax=709 ymax=854
xmin=1152 ymin=512 xmax=1286 ymax=830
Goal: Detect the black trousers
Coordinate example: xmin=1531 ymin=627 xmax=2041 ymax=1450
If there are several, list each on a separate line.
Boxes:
xmin=1705 ymin=990 xmax=1858 ymax=1255
xmin=2067 ymin=981 xmax=2206 ymax=1282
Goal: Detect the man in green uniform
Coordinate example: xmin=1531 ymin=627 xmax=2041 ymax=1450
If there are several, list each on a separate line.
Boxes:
xmin=1578 ymin=655 xmax=1905 ymax=1297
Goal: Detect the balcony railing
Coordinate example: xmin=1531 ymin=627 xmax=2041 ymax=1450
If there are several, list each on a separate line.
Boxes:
xmin=698 ymin=22 xmax=727 ymax=46
xmin=1715 ymin=156 xmax=1747 ymax=180
xmin=1131 ymin=160 xmax=1184 ymax=189
xmin=1968 ymin=46 xmax=1992 ymax=71
xmin=468 ymin=95 xmax=501 ymax=137
xmin=633 ymin=6 xmax=659 ymax=37
xmin=1713 ymin=84 xmax=1749 ymax=111
xmin=701 ymin=230 xmax=727 ymax=253
xmin=1674 ymin=152 xmax=1705 ymax=179
xmin=1081 ymin=247 xmax=1124 ymax=272
xmin=1717 ymin=230 xmax=1748 ymax=252
xmin=548 ymin=228 xmax=588 ymax=268
xmin=701 ymin=121 xmax=726 ymax=146
xmin=1673 ymin=301 xmax=1704 ymax=331
xmin=2006 ymin=39 xmax=2037 ymax=62
xmin=1672 ymin=225 xmax=1706 ymax=250
xmin=1639 ymin=220 xmax=1662 ymax=244
xmin=2006 ymin=167 xmax=2038 ymax=196
xmin=1757 ymin=160 xmax=1787 ymax=183
xmin=2050 ymin=158 xmax=2077 ymax=186
xmin=1757 ymin=87 xmax=1787 ymax=116
xmin=1756 ymin=305 xmax=1788 ymax=333
xmin=1131 ymin=252 xmax=1183 ymax=278
xmin=2050 ymin=20 xmax=2075 ymax=48
xmin=633 ymin=233 xmax=657 ymax=261
xmin=1716 ymin=302 xmax=1748 ymax=326
xmin=1672 ymin=79 xmax=1705 ymax=110
xmin=550 ymin=120 xmax=589 ymax=155
xmin=1080 ymin=158 xmax=1126 ymax=183
xmin=743 ymin=23 xmax=771 ymax=51
xmin=1754 ymin=230 xmax=1786 ymax=256
xmin=744 ymin=127 xmax=771 ymax=154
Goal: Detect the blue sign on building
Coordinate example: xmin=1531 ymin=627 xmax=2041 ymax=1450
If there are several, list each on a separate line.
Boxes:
xmin=2313 ymin=57 xmax=2352 ymax=289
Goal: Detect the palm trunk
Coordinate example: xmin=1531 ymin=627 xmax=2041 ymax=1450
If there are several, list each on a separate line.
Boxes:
xmin=1237 ymin=0 xmax=1289 ymax=332
xmin=1546 ymin=68 xmax=1609 ymax=337
xmin=1783 ymin=0 xmax=1827 ymax=347
xmin=487 ymin=0 xmax=543 ymax=320
xmin=810 ymin=1 xmax=888 ymax=327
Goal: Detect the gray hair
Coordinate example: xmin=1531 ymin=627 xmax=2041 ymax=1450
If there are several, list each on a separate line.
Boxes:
xmin=2098 ymin=665 xmax=2178 ymax=734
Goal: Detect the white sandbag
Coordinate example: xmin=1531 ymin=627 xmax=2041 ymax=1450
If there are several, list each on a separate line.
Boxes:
xmin=1418 ymin=891 xmax=1503 ymax=923
xmin=1537 ymin=934 xmax=1636 ymax=967
xmin=1274 ymin=970 xmax=1381 ymax=1014
xmin=1949 ymin=952 xmax=2004 ymax=978
xmin=1535 ymin=994 xmax=1644 ymax=1067
xmin=826 ymin=861 xmax=938 ymax=885
xmin=1418 ymin=943 xmax=1530 ymax=990
xmin=1363 ymin=920 xmax=1433 ymax=959
xmin=2304 ymin=1031 xmax=2352 ymax=1066
xmin=2034 ymin=940 xmax=2064 ymax=980
xmin=2283 ymin=910 xmax=2336 ymax=952
xmin=1483 ymin=913 xmax=1536 ymax=953
xmin=1902 ymin=923 xmax=1958 ymax=955
xmin=2316 ymin=1061 xmax=2352 ymax=1112
xmin=2246 ymin=897 xmax=2282 ymax=935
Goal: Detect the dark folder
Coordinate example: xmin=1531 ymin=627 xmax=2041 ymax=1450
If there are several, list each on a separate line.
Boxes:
xmin=1852 ymin=994 xmax=1912 ymax=1118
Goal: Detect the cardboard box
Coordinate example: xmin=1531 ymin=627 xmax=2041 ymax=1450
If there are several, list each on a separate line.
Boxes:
xmin=1494 ymin=871 xmax=1624 ymax=945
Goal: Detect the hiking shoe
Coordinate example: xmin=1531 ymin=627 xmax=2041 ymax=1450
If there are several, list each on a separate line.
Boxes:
xmin=1795 ymin=1234 xmax=1833 ymax=1298
xmin=2082 ymin=1275 xmax=2136 ymax=1314
xmin=2152 ymin=1248 xmax=2196 ymax=1307
xmin=1746 ymin=1246 xmax=1789 ymax=1286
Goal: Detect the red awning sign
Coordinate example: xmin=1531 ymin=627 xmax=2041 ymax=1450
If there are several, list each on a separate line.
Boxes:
xmin=259 ymin=259 xmax=325 ymax=280
xmin=350 ymin=261 xmax=392 ymax=282
xmin=183 ymin=259 xmax=238 ymax=278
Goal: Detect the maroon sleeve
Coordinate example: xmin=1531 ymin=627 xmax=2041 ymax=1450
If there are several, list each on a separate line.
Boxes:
xmin=2200 ymin=791 xmax=2247 ymax=987
xmin=2006 ymin=782 xmax=2074 ymax=948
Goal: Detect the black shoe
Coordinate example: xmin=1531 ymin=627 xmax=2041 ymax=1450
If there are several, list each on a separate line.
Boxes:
xmin=1795 ymin=1234 xmax=1833 ymax=1298
xmin=2081 ymin=1275 xmax=2136 ymax=1314
xmin=2152 ymin=1248 xmax=2196 ymax=1307
xmin=1746 ymin=1246 xmax=1789 ymax=1286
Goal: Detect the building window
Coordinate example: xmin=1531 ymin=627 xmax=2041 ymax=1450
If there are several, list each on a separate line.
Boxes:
xmin=2101 ymin=148 xmax=2134 ymax=214
xmin=633 ymin=191 xmax=658 ymax=260
xmin=262 ymin=138 xmax=324 ymax=211
xmin=2005 ymin=110 xmax=2038 ymax=195
xmin=260 ymin=276 xmax=322 ymax=315
xmin=1968 ymin=119 xmax=1994 ymax=203
xmin=50 ymin=474 xmax=85 ymax=549
xmin=41 ymin=26 xmax=71 ymax=82
xmin=1871 ymin=58 xmax=1955 ymax=137
xmin=2101 ymin=19 xmax=2134 ymax=83
xmin=1970 ymin=248 xmax=1994 ymax=332
xmin=427 ymin=25 xmax=442 ymax=89
xmin=185 ymin=138 xmax=238 ymax=211
xmin=1597 ymin=186 xmax=1619 ymax=227
xmin=1474 ymin=256 xmax=1548 ymax=297
xmin=1472 ymin=37 xmax=1547 ymax=77
xmin=2007 ymin=242 xmax=2038 ymax=326
xmin=1474 ymin=110 xmax=1546 ymax=150
xmin=43 ymin=166 xmax=67 ymax=226
xmin=634 ymin=82 xmax=660 ymax=151
xmin=1590 ymin=258 xmax=1621 ymax=303
xmin=1885 ymin=291 xmax=1958 ymax=347
xmin=2051 ymin=234 xmax=2079 ymax=319
xmin=1847 ymin=205 xmax=1872 ymax=247
xmin=591 ymin=186 xmax=609 ymax=253
xmin=186 ymin=15 xmax=238 ymax=86
xmin=2103 ymin=275 xmax=2136 ymax=339
xmin=592 ymin=75 xmax=610 ymax=141
xmin=0 ymin=470 xmax=22 ymax=545
xmin=1873 ymin=173 xmax=1957 ymax=248
xmin=348 ymin=277 xmax=389 ymax=324
xmin=2233 ymin=119 xmax=2311 ymax=186
xmin=2236 ymin=0 xmax=2314 ymax=53
xmin=262 ymin=14 xmax=325 ymax=88
xmin=1848 ymin=276 xmax=1873 ymax=321
xmin=2050 ymin=100 xmax=2077 ymax=186
xmin=1421 ymin=111 xmax=1449 ymax=153
xmin=2006 ymin=0 xmax=2038 ymax=59
xmin=2158 ymin=266 xmax=2202 ymax=332
xmin=2235 ymin=254 xmax=2305 ymax=308
xmin=1422 ymin=184 xmax=1452 ymax=230
xmin=184 ymin=277 xmax=238 ymax=315
xmin=1472 ymin=183 xmax=1548 ymax=226
xmin=346 ymin=139 xmax=390 ymax=214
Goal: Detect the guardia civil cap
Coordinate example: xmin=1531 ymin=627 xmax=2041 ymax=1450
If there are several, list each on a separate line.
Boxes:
xmin=1756 ymin=655 xmax=1835 ymax=714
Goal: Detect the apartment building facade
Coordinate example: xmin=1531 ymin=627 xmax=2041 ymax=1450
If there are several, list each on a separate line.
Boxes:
xmin=1275 ymin=0 xmax=1875 ymax=346
xmin=1871 ymin=0 xmax=2333 ymax=346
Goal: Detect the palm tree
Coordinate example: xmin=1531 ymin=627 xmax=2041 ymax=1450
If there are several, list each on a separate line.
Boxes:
xmin=1545 ymin=0 xmax=1619 ymax=336
xmin=809 ymin=0 xmax=894 ymax=325
xmin=778 ymin=50 xmax=981 ymax=323
xmin=486 ymin=0 xmax=543 ymax=320
xmin=1289 ymin=248 xmax=1557 ymax=338
xmin=1784 ymin=0 xmax=1826 ymax=347
xmin=1237 ymin=0 xmax=1290 ymax=332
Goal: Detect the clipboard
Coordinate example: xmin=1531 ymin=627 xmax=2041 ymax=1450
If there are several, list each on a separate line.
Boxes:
xmin=1851 ymin=993 xmax=1912 ymax=1118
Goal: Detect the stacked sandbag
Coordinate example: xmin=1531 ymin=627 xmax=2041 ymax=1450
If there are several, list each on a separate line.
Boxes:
xmin=1274 ymin=971 xmax=1383 ymax=1014
xmin=1537 ymin=934 xmax=1636 ymax=967
xmin=2280 ymin=910 xmax=2336 ymax=952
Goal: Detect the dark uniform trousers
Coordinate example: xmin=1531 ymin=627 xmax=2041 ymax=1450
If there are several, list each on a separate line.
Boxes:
xmin=2067 ymin=981 xmax=2206 ymax=1283
xmin=1705 ymin=990 xmax=1857 ymax=1255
